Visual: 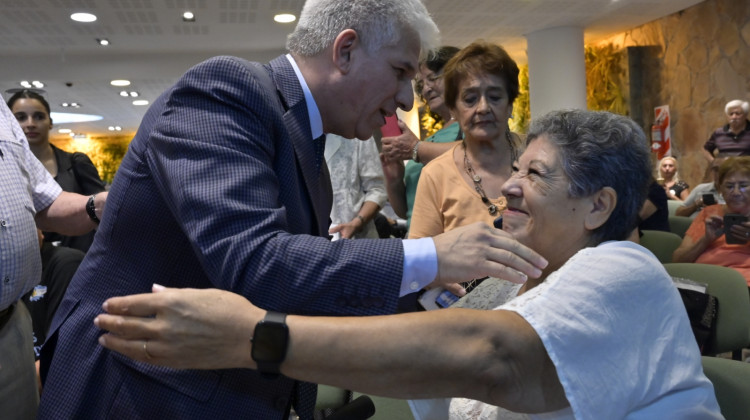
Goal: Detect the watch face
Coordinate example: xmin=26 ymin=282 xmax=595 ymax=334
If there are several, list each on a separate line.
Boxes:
xmin=252 ymin=321 xmax=289 ymax=363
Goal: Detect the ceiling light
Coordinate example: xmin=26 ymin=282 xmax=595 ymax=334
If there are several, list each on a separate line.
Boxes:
xmin=20 ymin=81 xmax=31 ymax=88
xmin=274 ymin=14 xmax=296 ymax=23
xmin=58 ymin=128 xmax=72 ymax=134
xmin=183 ymin=11 xmax=195 ymax=22
xmin=111 ymin=79 xmax=131 ymax=87
xmin=71 ymin=12 xmax=97 ymax=23
xmin=50 ymin=112 xmax=103 ymax=124
xmin=97 ymin=38 xmax=110 ymax=46
xmin=132 ymin=100 xmax=149 ymax=106
xmin=129 ymin=91 xmax=139 ymax=97
xmin=32 ymin=81 xmax=44 ymax=88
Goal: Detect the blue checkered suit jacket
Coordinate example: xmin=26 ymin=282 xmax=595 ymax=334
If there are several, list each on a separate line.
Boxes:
xmin=38 ymin=55 xmax=404 ymax=420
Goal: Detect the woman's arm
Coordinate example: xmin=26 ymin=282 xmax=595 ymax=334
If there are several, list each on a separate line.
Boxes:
xmin=380 ymin=154 xmax=408 ymax=219
xmin=96 ymin=286 xmax=567 ymax=413
xmin=672 ymin=214 xmax=722 ymax=262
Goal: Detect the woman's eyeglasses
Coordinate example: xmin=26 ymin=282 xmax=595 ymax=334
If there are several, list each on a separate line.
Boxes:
xmin=721 ymin=183 xmax=749 ymax=194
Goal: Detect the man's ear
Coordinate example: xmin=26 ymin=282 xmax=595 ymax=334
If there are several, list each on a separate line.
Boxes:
xmin=584 ymin=186 xmax=617 ymax=231
xmin=331 ymin=29 xmax=359 ymax=74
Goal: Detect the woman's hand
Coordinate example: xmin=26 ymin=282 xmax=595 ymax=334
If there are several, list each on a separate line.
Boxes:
xmin=381 ymin=121 xmax=418 ymax=162
xmin=95 ymin=284 xmax=262 ymax=370
xmin=704 ymin=215 xmax=724 ymax=242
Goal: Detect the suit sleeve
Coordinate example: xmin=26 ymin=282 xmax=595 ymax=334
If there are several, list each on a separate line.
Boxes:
xmin=145 ymin=57 xmax=404 ymax=315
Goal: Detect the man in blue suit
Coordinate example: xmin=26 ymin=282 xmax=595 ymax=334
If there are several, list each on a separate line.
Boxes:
xmin=38 ymin=0 xmax=546 ymax=418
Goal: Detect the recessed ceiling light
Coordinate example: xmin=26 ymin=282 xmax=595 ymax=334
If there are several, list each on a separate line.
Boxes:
xmin=111 ymin=79 xmax=131 ymax=87
xmin=132 ymin=100 xmax=149 ymax=106
xmin=97 ymin=38 xmax=110 ymax=46
xmin=58 ymin=128 xmax=72 ymax=134
xmin=274 ymin=14 xmax=296 ymax=23
xmin=71 ymin=12 xmax=97 ymax=23
xmin=183 ymin=11 xmax=195 ymax=22
xmin=20 ymin=81 xmax=31 ymax=88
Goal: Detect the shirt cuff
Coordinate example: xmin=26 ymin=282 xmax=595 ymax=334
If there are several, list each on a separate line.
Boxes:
xmin=400 ymin=238 xmax=438 ymax=297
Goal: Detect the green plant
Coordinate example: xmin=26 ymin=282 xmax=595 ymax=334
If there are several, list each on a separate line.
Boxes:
xmin=585 ymin=44 xmax=628 ymax=115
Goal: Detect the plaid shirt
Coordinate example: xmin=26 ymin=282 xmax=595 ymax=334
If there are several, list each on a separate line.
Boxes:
xmin=0 ymin=102 xmax=61 ymax=310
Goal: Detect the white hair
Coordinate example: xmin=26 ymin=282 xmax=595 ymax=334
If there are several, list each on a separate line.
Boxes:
xmin=725 ymin=99 xmax=750 ymax=115
xmin=286 ymin=0 xmax=439 ymax=59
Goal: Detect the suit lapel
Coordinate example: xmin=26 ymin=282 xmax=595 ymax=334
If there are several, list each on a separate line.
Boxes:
xmin=267 ymin=57 xmax=332 ymax=236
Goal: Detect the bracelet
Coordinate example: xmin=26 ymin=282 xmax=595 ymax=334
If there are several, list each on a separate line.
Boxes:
xmin=86 ymin=194 xmax=100 ymax=224
xmin=411 ymin=141 xmax=420 ymax=163
xmin=356 ymin=215 xmax=365 ymax=224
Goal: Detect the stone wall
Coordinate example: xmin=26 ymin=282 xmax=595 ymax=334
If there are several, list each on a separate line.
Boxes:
xmin=598 ymin=0 xmax=750 ymax=187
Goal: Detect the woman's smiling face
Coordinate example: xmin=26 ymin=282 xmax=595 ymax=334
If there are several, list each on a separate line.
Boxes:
xmin=501 ymin=135 xmax=594 ymax=266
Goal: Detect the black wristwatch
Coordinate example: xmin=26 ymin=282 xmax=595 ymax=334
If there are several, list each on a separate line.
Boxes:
xmin=251 ymin=311 xmax=289 ymax=377
xmin=86 ymin=194 xmax=100 ymax=224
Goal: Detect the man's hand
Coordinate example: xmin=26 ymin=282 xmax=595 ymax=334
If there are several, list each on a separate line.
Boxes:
xmin=95 ymin=284 xmax=261 ymax=370
xmin=381 ymin=121 xmax=418 ymax=162
xmin=431 ymin=222 xmax=548 ymax=288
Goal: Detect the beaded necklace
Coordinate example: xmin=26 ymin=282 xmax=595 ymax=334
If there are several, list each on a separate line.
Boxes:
xmin=462 ymin=129 xmax=517 ymax=215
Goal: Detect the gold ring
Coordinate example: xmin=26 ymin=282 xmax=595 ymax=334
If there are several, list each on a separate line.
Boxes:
xmin=143 ymin=341 xmax=153 ymax=360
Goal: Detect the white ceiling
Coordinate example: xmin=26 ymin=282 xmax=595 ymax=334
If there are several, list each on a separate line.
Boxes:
xmin=0 ymin=0 xmax=705 ymax=139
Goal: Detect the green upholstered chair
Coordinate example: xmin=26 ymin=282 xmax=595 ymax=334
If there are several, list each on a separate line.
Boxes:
xmin=663 ymin=263 xmax=750 ymax=358
xmin=702 ymin=356 xmax=750 ymax=420
xmin=668 ymin=215 xmax=693 ymax=238
xmin=639 ymin=230 xmax=683 ymax=263
xmin=667 ymin=200 xmax=682 ymax=216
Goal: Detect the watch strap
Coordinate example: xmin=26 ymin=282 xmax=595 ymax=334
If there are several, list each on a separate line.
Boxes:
xmin=253 ymin=311 xmax=288 ymax=376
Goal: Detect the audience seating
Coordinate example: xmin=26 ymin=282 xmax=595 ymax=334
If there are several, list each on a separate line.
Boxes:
xmin=667 ymin=200 xmax=682 ymax=216
xmin=639 ymin=230 xmax=682 ymax=263
xmin=663 ymin=263 xmax=750 ymax=359
xmin=668 ymin=215 xmax=693 ymax=238
xmin=701 ymin=356 xmax=750 ymax=420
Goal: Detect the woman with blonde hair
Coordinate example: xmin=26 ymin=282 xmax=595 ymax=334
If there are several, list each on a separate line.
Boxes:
xmin=657 ymin=155 xmax=690 ymax=201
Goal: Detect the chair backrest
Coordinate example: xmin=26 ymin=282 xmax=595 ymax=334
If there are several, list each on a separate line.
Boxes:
xmin=639 ymin=230 xmax=683 ymax=263
xmin=667 ymin=200 xmax=682 ymax=216
xmin=702 ymin=356 xmax=750 ymax=420
xmin=669 ymin=215 xmax=693 ymax=238
xmin=663 ymin=263 xmax=750 ymax=355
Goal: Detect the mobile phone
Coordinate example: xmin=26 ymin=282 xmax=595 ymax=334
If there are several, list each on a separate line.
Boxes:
xmin=380 ymin=115 xmax=402 ymax=137
xmin=702 ymin=194 xmax=716 ymax=206
xmin=723 ymin=213 xmax=748 ymax=244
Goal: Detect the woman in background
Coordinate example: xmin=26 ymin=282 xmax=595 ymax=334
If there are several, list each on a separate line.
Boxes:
xmin=380 ymin=46 xmax=461 ymax=228
xmin=8 ymin=90 xmax=106 ymax=252
xmin=673 ymin=156 xmax=750 ymax=287
xmin=408 ymin=41 xmax=521 ymax=239
xmin=657 ymin=155 xmax=690 ymax=201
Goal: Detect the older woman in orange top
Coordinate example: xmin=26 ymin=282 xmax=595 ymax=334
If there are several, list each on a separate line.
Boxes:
xmin=673 ymin=156 xmax=750 ymax=287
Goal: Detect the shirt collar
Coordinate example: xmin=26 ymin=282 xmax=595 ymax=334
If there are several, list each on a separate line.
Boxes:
xmin=285 ymin=54 xmax=324 ymax=139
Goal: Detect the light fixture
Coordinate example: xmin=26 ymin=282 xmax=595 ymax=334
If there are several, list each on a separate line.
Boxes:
xmin=97 ymin=38 xmax=110 ymax=46
xmin=119 ymin=91 xmax=129 ymax=97
xmin=129 ymin=91 xmax=139 ymax=97
xmin=182 ymin=11 xmax=195 ymax=22
xmin=58 ymin=128 xmax=72 ymax=134
xmin=19 ymin=81 xmax=44 ymax=89
xmin=107 ymin=126 xmax=122 ymax=131
xmin=274 ymin=14 xmax=296 ymax=23
xmin=50 ymin=112 xmax=103 ymax=124
xmin=71 ymin=12 xmax=97 ymax=23
xmin=61 ymin=102 xmax=81 ymax=108
xmin=132 ymin=100 xmax=149 ymax=106
xmin=111 ymin=79 xmax=131 ymax=87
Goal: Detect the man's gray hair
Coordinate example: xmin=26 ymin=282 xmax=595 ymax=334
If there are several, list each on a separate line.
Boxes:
xmin=287 ymin=0 xmax=439 ymax=58
xmin=525 ymin=109 xmax=652 ymax=243
xmin=725 ymin=99 xmax=750 ymax=115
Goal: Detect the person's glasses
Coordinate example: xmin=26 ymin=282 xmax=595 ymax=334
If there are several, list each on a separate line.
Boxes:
xmin=721 ymin=183 xmax=750 ymax=194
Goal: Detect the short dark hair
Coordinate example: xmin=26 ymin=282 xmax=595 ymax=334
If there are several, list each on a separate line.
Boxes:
xmin=7 ymin=89 xmax=51 ymax=116
xmin=442 ymin=41 xmax=519 ymax=110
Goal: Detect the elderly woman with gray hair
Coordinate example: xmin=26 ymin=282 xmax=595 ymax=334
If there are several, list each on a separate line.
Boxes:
xmin=95 ymin=110 xmax=721 ymax=419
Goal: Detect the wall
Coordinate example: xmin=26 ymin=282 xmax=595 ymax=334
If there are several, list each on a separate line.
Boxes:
xmin=598 ymin=0 xmax=750 ymax=186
